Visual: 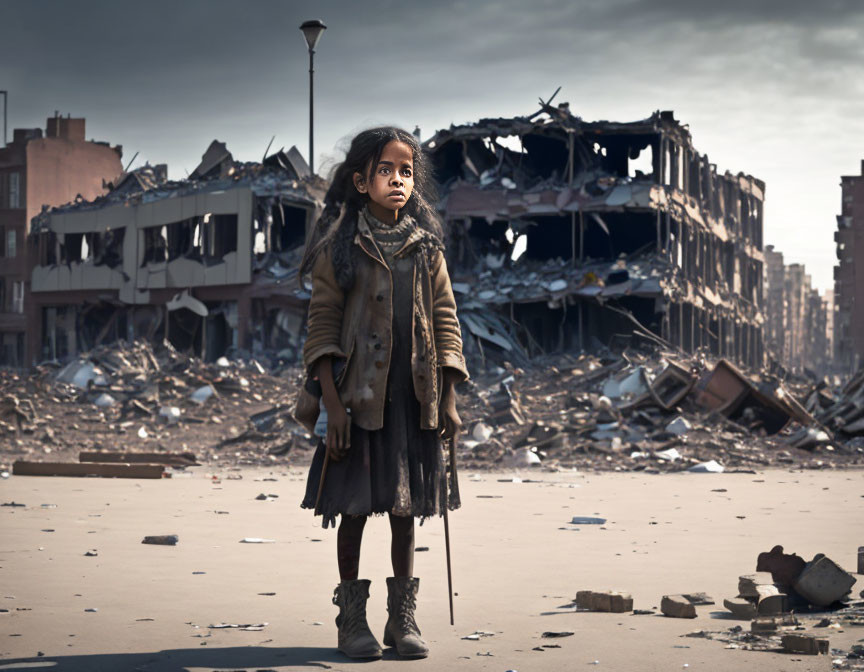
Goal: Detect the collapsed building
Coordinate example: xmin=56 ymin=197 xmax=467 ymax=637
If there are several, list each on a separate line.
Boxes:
xmin=26 ymin=142 xmax=324 ymax=363
xmin=425 ymin=101 xmax=766 ymax=371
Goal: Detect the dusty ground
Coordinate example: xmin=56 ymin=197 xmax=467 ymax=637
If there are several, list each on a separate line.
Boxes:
xmin=1 ymin=467 xmax=862 ymax=672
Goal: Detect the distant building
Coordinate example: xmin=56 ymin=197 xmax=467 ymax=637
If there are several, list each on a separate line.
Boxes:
xmin=425 ymin=104 xmax=766 ymax=369
xmin=762 ymin=250 xmax=832 ymax=376
xmin=28 ymin=142 xmax=323 ymax=364
xmin=0 ymin=113 xmax=122 ymax=367
xmin=834 ymin=160 xmax=864 ymax=373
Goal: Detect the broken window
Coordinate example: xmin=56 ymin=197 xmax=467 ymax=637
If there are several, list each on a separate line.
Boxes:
xmin=38 ymin=231 xmax=58 ymax=266
xmin=203 ymin=214 xmax=238 ymax=260
xmin=142 ymin=226 xmax=168 ymax=265
xmin=166 ymin=218 xmax=200 ymax=262
xmin=62 ymin=233 xmax=84 ymax=264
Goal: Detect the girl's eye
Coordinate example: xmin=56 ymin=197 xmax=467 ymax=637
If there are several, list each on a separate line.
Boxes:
xmin=402 ymin=168 xmax=412 ymax=177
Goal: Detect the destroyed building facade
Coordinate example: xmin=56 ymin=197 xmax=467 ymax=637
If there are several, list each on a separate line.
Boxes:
xmin=27 ymin=141 xmax=323 ymax=364
xmin=834 ymin=160 xmax=864 ymax=373
xmin=0 ymin=114 xmax=123 ymax=367
xmin=424 ymin=103 xmax=766 ymax=370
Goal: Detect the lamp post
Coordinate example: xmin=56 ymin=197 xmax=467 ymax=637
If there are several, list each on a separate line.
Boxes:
xmin=299 ymin=19 xmax=326 ymax=175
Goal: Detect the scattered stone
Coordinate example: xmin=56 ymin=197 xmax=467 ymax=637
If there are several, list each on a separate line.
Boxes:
xmin=84 ymin=550 xmax=98 ymax=557
xmin=239 ymin=538 xmax=275 ymax=544
xmin=681 ymin=593 xmax=714 ymax=606
xmin=793 ymin=554 xmax=857 ymax=607
xmin=661 ymin=595 xmax=697 ymax=619
xmin=781 ymin=633 xmax=829 ymax=655
xmin=737 ymin=573 xmax=775 ymax=598
xmin=750 ymin=615 xmax=798 ymax=634
xmin=142 ymin=535 xmax=179 ymax=546
xmin=723 ymin=598 xmax=756 ymax=620
xmin=570 ymin=517 xmax=606 ymax=525
xmin=756 ymin=592 xmax=788 ymax=615
xmin=542 ymin=631 xmax=575 ymax=638
xmin=576 ymin=590 xmax=633 ymax=613
xmin=665 ymin=417 xmax=692 ymax=435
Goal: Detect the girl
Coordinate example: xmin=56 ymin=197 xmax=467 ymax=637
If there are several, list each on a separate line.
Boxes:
xmin=297 ymin=127 xmax=469 ymax=660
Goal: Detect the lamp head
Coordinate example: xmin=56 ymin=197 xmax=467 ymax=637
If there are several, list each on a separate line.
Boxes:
xmin=299 ymin=19 xmax=327 ymax=51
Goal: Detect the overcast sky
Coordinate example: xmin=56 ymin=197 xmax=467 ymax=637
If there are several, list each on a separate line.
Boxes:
xmin=3 ymin=0 xmax=863 ymax=292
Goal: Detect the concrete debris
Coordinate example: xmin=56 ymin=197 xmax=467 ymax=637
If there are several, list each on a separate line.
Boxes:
xmin=737 ymin=573 xmax=777 ymax=599
xmin=793 ymin=554 xmax=858 ymax=607
xmin=723 ymin=598 xmax=757 ymax=620
xmin=142 ymin=535 xmax=179 ymax=546
xmin=661 ymin=595 xmax=697 ymax=618
xmin=780 ymin=633 xmax=829 ymax=655
xmin=575 ymin=590 xmax=633 ymax=613
xmin=665 ymin=416 xmax=691 ymax=435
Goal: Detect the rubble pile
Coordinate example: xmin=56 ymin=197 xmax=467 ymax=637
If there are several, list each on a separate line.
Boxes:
xmin=454 ymin=347 xmax=864 ymax=472
xmin=2 ymin=338 xmax=864 ymax=474
xmin=0 ymin=340 xmax=309 ymax=471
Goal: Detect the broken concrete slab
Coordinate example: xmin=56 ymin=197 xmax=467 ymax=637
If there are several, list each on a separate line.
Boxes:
xmin=661 ymin=595 xmax=697 ymax=618
xmin=781 ymin=633 xmax=829 ymax=655
xmin=12 ymin=461 xmax=166 ymax=479
xmin=737 ymin=573 xmax=776 ymax=598
xmin=756 ymin=592 xmax=788 ymax=615
xmin=575 ymin=590 xmax=633 ymax=613
xmin=793 ymin=554 xmax=857 ymax=607
xmin=723 ymin=597 xmax=757 ymax=619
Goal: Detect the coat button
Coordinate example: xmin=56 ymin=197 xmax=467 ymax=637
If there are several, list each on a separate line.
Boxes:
xmin=374 ymin=343 xmax=381 ymax=350
xmin=376 ymin=294 xmax=384 ymax=302
xmin=375 ymin=361 xmax=384 ymax=369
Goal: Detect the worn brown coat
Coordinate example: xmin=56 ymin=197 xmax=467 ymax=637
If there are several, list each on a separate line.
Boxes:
xmin=300 ymin=212 xmax=469 ymax=432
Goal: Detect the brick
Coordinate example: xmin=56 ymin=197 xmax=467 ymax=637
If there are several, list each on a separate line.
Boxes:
xmin=793 ymin=554 xmax=857 ymax=607
xmin=751 ymin=615 xmax=798 ymax=634
xmin=661 ymin=595 xmax=697 ymax=619
xmin=723 ymin=597 xmax=757 ymax=620
xmin=737 ymin=573 xmax=775 ymax=598
xmin=781 ymin=633 xmax=829 ymax=655
xmin=575 ymin=590 xmax=633 ymax=613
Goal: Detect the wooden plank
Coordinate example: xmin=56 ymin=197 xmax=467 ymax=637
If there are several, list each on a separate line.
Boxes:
xmin=78 ymin=451 xmax=198 ymax=466
xmin=12 ymin=461 xmax=166 ymax=479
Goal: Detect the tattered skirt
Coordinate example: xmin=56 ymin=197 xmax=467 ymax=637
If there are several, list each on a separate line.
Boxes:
xmin=300 ymin=363 xmax=460 ymax=529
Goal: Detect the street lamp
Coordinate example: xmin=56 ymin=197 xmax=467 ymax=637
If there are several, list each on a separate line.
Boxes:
xmin=299 ymin=19 xmax=326 ymax=175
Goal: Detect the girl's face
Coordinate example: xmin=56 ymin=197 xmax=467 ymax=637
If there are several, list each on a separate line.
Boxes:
xmin=353 ymin=140 xmax=415 ymax=220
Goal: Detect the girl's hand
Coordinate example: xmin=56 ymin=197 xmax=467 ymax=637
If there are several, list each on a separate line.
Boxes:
xmin=439 ymin=386 xmax=462 ymax=442
xmin=326 ymin=401 xmax=351 ymax=462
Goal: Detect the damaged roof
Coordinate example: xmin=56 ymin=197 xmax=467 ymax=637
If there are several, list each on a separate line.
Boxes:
xmin=31 ymin=142 xmax=324 ymax=234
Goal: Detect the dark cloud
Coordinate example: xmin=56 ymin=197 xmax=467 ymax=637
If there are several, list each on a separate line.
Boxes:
xmin=2 ymin=0 xmax=863 ymax=290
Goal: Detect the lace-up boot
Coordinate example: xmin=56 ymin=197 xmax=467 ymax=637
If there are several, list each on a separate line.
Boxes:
xmin=383 ymin=576 xmax=428 ymax=658
xmin=332 ymin=579 xmax=383 ymax=659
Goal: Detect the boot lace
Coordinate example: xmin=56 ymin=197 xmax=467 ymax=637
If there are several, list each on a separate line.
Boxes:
xmin=334 ymin=583 xmax=370 ymax=635
xmin=392 ymin=587 xmax=420 ymax=635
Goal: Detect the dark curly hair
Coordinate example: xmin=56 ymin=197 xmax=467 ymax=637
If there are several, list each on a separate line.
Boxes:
xmin=298 ymin=126 xmax=444 ymax=291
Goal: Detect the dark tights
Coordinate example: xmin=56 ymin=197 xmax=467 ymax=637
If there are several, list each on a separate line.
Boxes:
xmin=337 ymin=513 xmax=414 ymax=580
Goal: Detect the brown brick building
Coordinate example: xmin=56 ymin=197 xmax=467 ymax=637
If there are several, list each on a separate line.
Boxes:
xmin=0 ymin=114 xmax=122 ymax=366
xmin=835 ymin=160 xmax=864 ymax=373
